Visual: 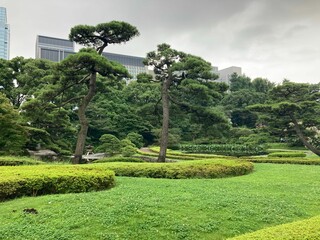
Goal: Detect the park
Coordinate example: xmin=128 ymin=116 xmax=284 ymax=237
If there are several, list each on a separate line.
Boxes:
xmin=1 ymin=19 xmax=320 ymax=240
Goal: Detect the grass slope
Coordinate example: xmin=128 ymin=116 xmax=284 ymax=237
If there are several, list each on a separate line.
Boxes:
xmin=0 ymin=164 xmax=320 ymax=239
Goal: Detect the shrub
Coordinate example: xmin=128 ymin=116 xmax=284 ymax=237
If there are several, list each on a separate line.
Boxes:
xmin=268 ymin=151 xmax=306 ymax=158
xmin=0 ymin=165 xmax=115 ymax=201
xmin=93 ymin=156 xmax=144 ymax=163
xmin=126 ymin=132 xmax=144 ymax=148
xmin=95 ymin=159 xmax=254 ymax=179
xmin=0 ymin=156 xmax=44 ymax=166
xmin=98 ymin=134 xmax=121 ymax=156
xmin=121 ymin=145 xmax=137 ymax=157
xmin=180 ymin=144 xmax=267 ymax=156
xmin=229 ymin=215 xmax=320 ymax=240
xmin=246 ymin=157 xmax=320 ymax=165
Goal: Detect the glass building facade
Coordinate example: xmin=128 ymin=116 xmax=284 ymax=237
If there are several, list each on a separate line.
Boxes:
xmin=36 ymin=35 xmax=147 ymax=80
xmin=102 ymin=52 xmax=146 ymax=80
xmin=36 ymin=35 xmax=75 ymax=62
xmin=0 ymin=7 xmax=10 ymax=60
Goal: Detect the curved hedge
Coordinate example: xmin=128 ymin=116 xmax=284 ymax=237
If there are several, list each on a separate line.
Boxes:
xmin=95 ymin=159 xmax=253 ymax=179
xmin=268 ymin=151 xmax=307 ymax=158
xmin=229 ymin=215 xmax=320 ymax=240
xmin=0 ymin=156 xmax=44 ymax=166
xmin=0 ymin=165 xmax=115 ymax=201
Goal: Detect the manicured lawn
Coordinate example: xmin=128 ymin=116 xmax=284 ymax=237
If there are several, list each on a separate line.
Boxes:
xmin=1 ymin=164 xmax=320 ymax=239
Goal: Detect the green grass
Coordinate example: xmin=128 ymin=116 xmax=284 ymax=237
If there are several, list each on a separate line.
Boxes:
xmin=1 ymin=164 xmax=320 ymax=239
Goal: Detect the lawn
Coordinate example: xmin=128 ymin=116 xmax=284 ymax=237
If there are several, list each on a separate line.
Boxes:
xmin=1 ymin=164 xmax=320 ymax=239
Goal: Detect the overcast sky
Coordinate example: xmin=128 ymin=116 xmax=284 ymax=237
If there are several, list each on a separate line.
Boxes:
xmin=1 ymin=0 xmax=320 ymax=84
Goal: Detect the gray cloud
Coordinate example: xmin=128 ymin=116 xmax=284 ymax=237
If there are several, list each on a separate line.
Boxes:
xmin=1 ymin=0 xmax=320 ymax=83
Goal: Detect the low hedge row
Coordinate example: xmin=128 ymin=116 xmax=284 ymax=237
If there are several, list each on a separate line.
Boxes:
xmin=0 ymin=165 xmax=115 ymax=201
xmin=268 ymin=151 xmax=307 ymax=158
xmin=180 ymin=144 xmax=267 ymax=156
xmin=136 ymin=149 xmax=196 ymax=160
xmin=148 ymin=146 xmax=230 ymax=159
xmin=95 ymin=159 xmax=254 ymax=179
xmin=246 ymin=157 xmax=320 ymax=165
xmin=94 ymin=156 xmax=145 ymax=163
xmin=229 ymin=215 xmax=320 ymax=240
xmin=0 ymin=156 xmax=44 ymax=166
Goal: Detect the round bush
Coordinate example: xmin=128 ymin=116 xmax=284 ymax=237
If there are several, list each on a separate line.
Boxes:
xmin=95 ymin=159 xmax=254 ymax=179
xmin=0 ymin=165 xmax=115 ymax=201
xmin=229 ymin=215 xmax=320 ymax=240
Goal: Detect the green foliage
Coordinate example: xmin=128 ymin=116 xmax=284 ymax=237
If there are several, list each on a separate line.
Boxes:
xmin=96 ymin=159 xmax=253 ymax=179
xmin=97 ymin=134 xmax=121 ymax=156
xmin=0 ymin=93 xmax=27 ymax=155
xmin=268 ymin=151 xmax=306 ymax=158
xmin=0 ymin=165 xmax=115 ymax=201
xmin=0 ymin=156 xmax=44 ymax=166
xmin=121 ymin=146 xmax=137 ymax=157
xmin=229 ymin=215 xmax=320 ymax=240
xmin=239 ymin=132 xmax=276 ymax=145
xmin=126 ymin=132 xmax=144 ymax=148
xmin=181 ymin=144 xmax=267 ymax=156
xmin=120 ymin=138 xmax=135 ymax=148
xmin=93 ymin=156 xmax=144 ymax=163
xmin=69 ymin=21 xmax=139 ymax=49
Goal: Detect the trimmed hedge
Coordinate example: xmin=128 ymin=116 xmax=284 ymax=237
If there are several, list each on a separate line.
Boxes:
xmin=246 ymin=157 xmax=320 ymax=165
xmin=180 ymin=144 xmax=267 ymax=156
xmin=0 ymin=165 xmax=115 ymax=201
xmin=229 ymin=215 xmax=320 ymax=240
xmin=95 ymin=159 xmax=254 ymax=179
xmin=0 ymin=156 xmax=44 ymax=166
xmin=94 ymin=156 xmax=145 ymax=163
xmin=268 ymin=151 xmax=307 ymax=158
xmin=136 ymin=149 xmax=196 ymax=160
xmin=148 ymin=146 xmax=230 ymax=159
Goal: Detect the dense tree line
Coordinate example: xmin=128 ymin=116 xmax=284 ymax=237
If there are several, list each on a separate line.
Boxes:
xmin=0 ymin=21 xmax=319 ymax=160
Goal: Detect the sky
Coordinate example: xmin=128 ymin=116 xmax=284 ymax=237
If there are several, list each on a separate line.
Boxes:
xmin=1 ymin=0 xmax=320 ymax=84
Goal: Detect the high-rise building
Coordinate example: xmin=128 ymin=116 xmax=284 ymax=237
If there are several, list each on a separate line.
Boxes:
xmin=0 ymin=7 xmax=10 ymax=60
xmin=102 ymin=52 xmax=146 ymax=80
xmin=36 ymin=35 xmax=147 ymax=80
xmin=35 ymin=35 xmax=75 ymax=62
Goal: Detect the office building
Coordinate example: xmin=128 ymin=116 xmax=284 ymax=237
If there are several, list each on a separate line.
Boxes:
xmin=102 ymin=52 xmax=146 ymax=80
xmin=35 ymin=35 xmax=75 ymax=62
xmin=36 ymin=35 xmax=147 ymax=80
xmin=0 ymin=7 xmax=10 ymax=60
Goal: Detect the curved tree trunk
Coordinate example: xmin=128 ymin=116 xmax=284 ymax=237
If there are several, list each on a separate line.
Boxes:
xmin=290 ymin=113 xmax=320 ymax=156
xmin=73 ymin=73 xmax=97 ymax=164
xmin=158 ymin=78 xmax=171 ymax=162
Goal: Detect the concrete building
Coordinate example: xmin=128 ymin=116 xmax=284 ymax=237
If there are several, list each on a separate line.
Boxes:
xmin=35 ymin=35 xmax=75 ymax=62
xmin=0 ymin=7 xmax=10 ymax=60
xmin=214 ymin=66 xmax=242 ymax=85
xmin=36 ymin=35 xmax=147 ymax=80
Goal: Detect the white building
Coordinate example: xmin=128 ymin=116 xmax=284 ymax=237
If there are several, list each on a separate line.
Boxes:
xmin=213 ymin=66 xmax=242 ymax=85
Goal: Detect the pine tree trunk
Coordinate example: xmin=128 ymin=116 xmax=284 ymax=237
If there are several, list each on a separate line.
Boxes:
xmin=72 ymin=73 xmax=97 ymax=164
xmin=290 ymin=113 xmax=320 ymax=156
xmin=158 ymin=78 xmax=171 ymax=162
